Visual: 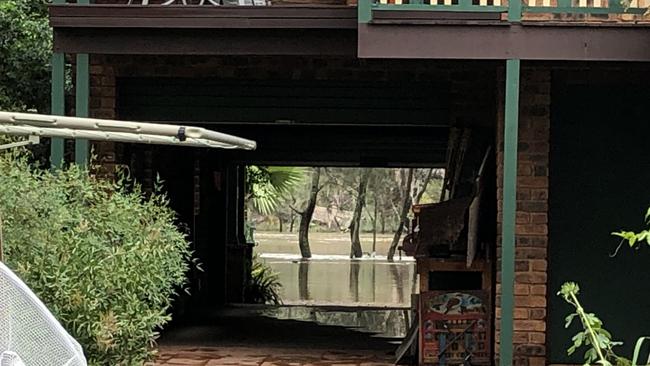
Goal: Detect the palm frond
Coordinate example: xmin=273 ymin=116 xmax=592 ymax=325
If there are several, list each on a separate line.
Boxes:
xmin=247 ymin=166 xmax=305 ymax=215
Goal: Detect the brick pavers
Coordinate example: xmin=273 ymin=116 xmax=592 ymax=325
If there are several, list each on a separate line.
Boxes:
xmin=152 ymin=346 xmax=394 ymax=366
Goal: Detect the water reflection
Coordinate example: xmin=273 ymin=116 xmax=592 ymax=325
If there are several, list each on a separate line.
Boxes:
xmin=263 ymin=257 xmax=416 ymax=307
xmin=349 ymin=261 xmax=360 ymax=303
xmin=261 ymin=306 xmax=410 ymax=339
xmin=298 ymin=260 xmax=310 ymax=301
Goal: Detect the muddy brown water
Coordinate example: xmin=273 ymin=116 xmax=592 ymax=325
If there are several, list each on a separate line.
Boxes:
xmin=254 ymin=231 xmax=416 ymax=308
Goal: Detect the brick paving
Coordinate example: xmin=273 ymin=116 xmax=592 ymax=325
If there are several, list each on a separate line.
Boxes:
xmin=153 ymin=346 xmax=394 ymax=366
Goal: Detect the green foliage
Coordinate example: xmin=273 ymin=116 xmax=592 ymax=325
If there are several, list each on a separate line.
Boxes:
xmin=559 ymin=282 xmax=650 ymax=366
xmin=559 ymin=208 xmax=650 ymax=366
xmin=244 ymin=255 xmax=282 ymax=305
xmin=0 ymin=149 xmax=193 ymax=365
xmin=0 ymin=0 xmax=52 ymax=112
xmin=246 ymin=166 xmax=304 ymax=215
xmin=558 ymin=283 xmax=628 ymax=366
xmin=611 ymin=207 xmax=650 ymax=249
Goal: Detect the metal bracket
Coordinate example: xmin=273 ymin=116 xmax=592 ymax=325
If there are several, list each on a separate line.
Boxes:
xmin=0 ymin=135 xmax=40 ymax=151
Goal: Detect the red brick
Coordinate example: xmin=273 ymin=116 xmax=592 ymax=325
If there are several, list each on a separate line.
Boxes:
xmin=529 ymin=332 xmax=546 ymax=345
xmin=514 ymin=320 xmax=546 ymax=332
xmin=518 ymin=176 xmax=548 ymax=188
xmin=531 ymin=189 xmax=549 ymax=200
xmin=515 ymin=284 xmax=531 ymax=295
xmin=530 ymin=260 xmax=548 ymax=272
xmin=518 ymin=201 xmax=549 ymax=213
xmin=516 ymin=248 xmax=547 ymax=259
xmin=515 ymin=272 xmax=547 ymax=284
xmin=528 ymin=356 xmax=546 ymax=366
xmin=531 ymin=213 xmax=548 ymax=224
xmin=515 ymin=295 xmax=547 ymax=307
xmin=517 ymin=212 xmax=531 ymax=224
xmin=530 ymin=308 xmax=546 ymax=320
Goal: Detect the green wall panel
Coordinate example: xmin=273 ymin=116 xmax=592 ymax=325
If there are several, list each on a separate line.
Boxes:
xmin=549 ymin=82 xmax=650 ymax=363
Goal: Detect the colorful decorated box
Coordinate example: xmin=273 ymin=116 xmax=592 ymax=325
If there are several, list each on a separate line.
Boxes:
xmin=420 ymin=290 xmax=491 ymax=366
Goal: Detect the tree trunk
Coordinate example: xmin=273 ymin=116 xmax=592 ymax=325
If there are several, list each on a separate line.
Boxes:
xmin=380 ymin=210 xmax=385 ymax=234
xmin=415 ymin=168 xmax=434 ymax=205
xmin=289 ymin=212 xmax=295 ymax=233
xmin=388 ymin=168 xmax=414 ymax=261
xmin=277 ymin=214 xmax=283 ymax=232
xmin=349 ymin=170 xmax=370 ymax=258
xmin=298 ymin=167 xmax=320 ymax=259
xmin=372 ymin=193 xmax=378 ymax=254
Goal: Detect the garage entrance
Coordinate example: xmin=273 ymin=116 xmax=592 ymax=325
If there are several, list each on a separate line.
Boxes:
xmin=112 ymin=58 xmax=499 ymax=364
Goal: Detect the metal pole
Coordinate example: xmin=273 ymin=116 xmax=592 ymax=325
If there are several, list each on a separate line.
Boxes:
xmin=500 ymin=58 xmax=520 ymax=366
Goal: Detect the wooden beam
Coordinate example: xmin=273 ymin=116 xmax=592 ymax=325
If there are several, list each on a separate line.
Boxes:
xmin=359 ymin=23 xmax=650 ymax=61
xmin=54 ymin=28 xmax=357 ymax=56
xmin=49 ymin=5 xmax=357 ymax=29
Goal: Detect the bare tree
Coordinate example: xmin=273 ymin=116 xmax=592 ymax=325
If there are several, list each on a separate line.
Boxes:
xmin=387 ymin=168 xmax=414 ymax=261
xmin=349 ymin=169 xmax=371 ymax=258
xmin=292 ymin=168 xmax=322 ymax=259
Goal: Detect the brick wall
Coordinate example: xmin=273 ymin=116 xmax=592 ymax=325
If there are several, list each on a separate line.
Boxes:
xmin=496 ymin=67 xmax=550 ymax=366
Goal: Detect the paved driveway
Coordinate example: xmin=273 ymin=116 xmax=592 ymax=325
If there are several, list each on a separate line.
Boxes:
xmin=153 ymin=346 xmax=394 ymax=366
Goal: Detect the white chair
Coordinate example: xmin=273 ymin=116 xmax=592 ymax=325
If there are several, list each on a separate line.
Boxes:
xmin=0 ymin=262 xmax=87 ymax=366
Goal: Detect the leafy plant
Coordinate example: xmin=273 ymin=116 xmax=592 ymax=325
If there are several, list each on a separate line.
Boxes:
xmin=0 ymin=148 xmax=193 ymax=365
xmin=244 ymin=254 xmax=282 ymax=305
xmin=246 ymin=166 xmax=304 ymax=215
xmin=558 ymin=282 xmax=629 ymax=366
xmin=0 ymin=0 xmax=53 ymax=112
xmin=611 ymin=207 xmax=650 ymax=250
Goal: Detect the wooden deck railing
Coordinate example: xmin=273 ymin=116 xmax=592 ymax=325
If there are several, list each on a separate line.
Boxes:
xmin=369 ymin=0 xmax=648 ymax=18
xmin=55 ymin=0 xmax=650 ymax=22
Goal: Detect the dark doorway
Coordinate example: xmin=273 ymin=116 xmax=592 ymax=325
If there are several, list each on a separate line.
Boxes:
xmin=549 ymin=80 xmax=650 ymax=362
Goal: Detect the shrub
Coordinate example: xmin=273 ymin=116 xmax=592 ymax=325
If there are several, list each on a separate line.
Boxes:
xmin=244 ymin=254 xmax=282 ymax=305
xmin=0 ymin=148 xmax=193 ymax=365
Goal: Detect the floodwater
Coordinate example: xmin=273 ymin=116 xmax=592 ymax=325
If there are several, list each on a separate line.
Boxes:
xmin=254 ymin=231 xmax=417 ymax=308
xmin=261 ymin=306 xmax=411 ymax=339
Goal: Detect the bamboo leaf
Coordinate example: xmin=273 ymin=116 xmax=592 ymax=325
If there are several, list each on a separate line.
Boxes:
xmin=632 ymin=337 xmax=650 ymax=366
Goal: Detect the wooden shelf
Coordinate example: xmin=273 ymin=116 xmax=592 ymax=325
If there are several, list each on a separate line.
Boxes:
xmin=416 ymin=258 xmax=491 ymax=293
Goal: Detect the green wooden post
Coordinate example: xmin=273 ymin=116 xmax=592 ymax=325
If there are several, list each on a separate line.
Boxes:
xmin=50 ymin=0 xmax=66 ymax=170
xmin=75 ymin=53 xmax=89 ymax=166
xmin=500 ymin=58 xmax=520 ymax=366
xmin=50 ymin=53 xmax=65 ymax=169
xmin=508 ymin=0 xmax=522 ymax=21
xmin=358 ymin=0 xmax=372 ymax=23
xmin=75 ymin=0 xmax=90 ymax=167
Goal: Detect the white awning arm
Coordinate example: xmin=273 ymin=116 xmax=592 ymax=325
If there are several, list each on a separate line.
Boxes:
xmin=0 ymin=135 xmax=40 ymax=151
xmin=0 ymin=111 xmax=257 ymax=151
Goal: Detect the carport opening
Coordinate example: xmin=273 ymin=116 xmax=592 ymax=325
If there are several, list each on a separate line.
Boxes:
xmin=111 ymin=60 xmax=499 ymax=362
xmin=247 ymin=166 xmax=444 ymax=311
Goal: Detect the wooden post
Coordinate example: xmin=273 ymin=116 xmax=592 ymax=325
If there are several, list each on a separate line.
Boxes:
xmin=75 ymin=53 xmax=89 ymax=166
xmin=75 ymin=0 xmax=90 ymax=167
xmin=358 ymin=0 xmax=373 ymax=23
xmin=50 ymin=53 xmax=65 ymax=169
xmin=508 ymin=0 xmax=522 ymax=21
xmin=500 ymin=58 xmax=520 ymax=366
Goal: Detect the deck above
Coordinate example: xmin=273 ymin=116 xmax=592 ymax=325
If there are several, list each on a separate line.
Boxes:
xmin=49 ymin=2 xmax=650 ymax=60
